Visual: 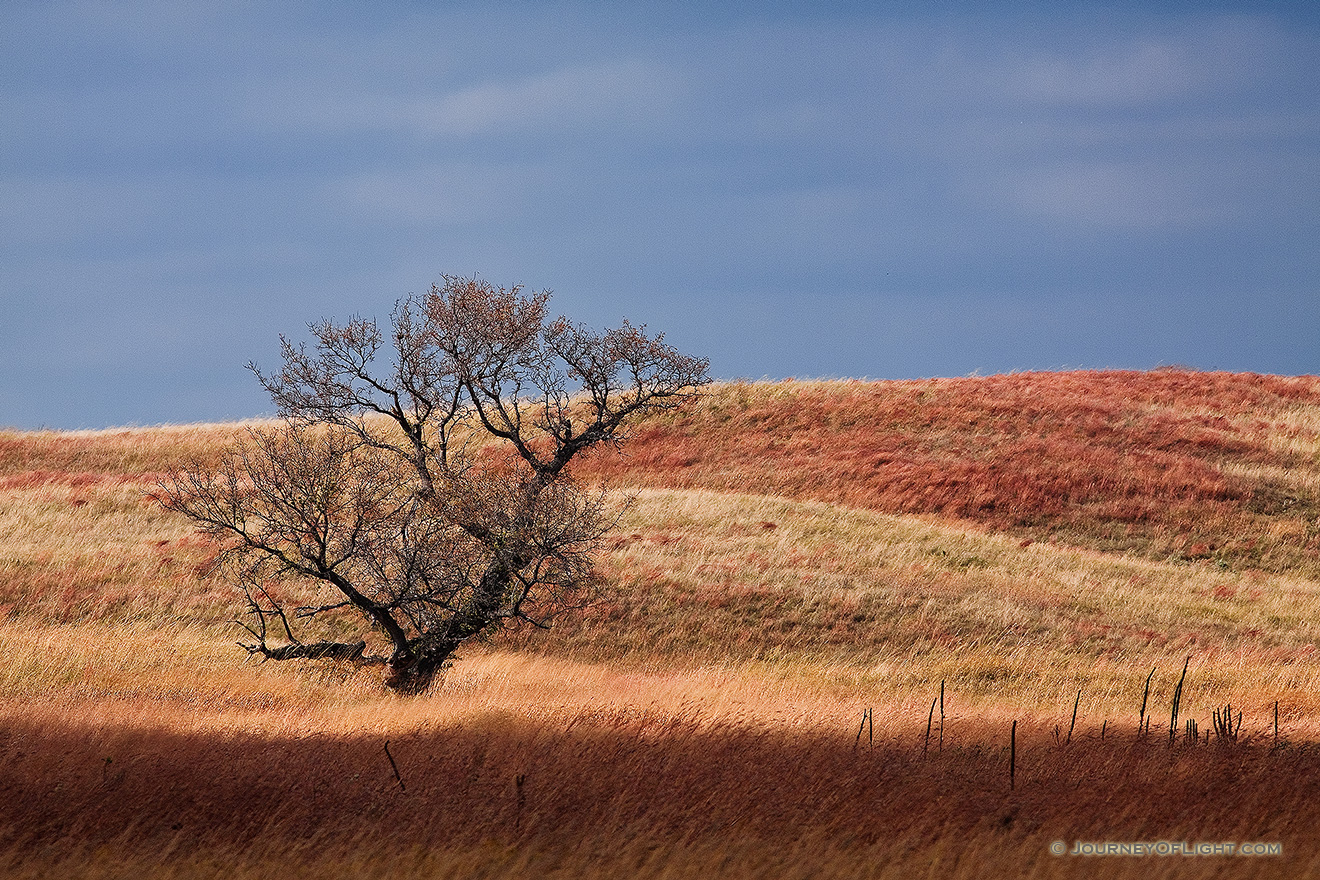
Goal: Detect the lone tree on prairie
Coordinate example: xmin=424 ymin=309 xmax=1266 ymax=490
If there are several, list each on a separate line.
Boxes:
xmin=161 ymin=277 xmax=709 ymax=693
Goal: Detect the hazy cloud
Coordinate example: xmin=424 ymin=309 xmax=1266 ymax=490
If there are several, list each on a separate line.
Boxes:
xmin=236 ymin=57 xmax=681 ymax=142
xmin=422 ymin=60 xmax=681 ymax=137
xmin=989 ymin=160 xmax=1229 ymax=228
xmin=331 ymin=162 xmax=548 ymax=223
xmin=1003 ymin=40 xmax=1205 ymax=105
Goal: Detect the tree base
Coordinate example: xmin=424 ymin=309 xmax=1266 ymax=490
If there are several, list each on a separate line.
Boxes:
xmin=383 ymin=655 xmax=451 ymax=694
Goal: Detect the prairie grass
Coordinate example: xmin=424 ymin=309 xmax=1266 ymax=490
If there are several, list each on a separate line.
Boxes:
xmin=0 ymin=481 xmax=230 ymax=624
xmin=3 ymin=371 xmax=1320 ymax=877
xmin=576 ymin=371 xmax=1320 ymax=575
xmin=2 ymin=704 xmax=1317 ymax=879
xmin=0 ymin=422 xmax=256 ymax=481
xmin=498 ymin=487 xmax=1320 ymax=729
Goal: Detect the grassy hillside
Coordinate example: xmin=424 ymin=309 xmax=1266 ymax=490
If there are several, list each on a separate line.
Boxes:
xmin=3 ymin=370 xmax=1320 ymax=878
xmin=579 ymin=371 xmax=1320 ymax=574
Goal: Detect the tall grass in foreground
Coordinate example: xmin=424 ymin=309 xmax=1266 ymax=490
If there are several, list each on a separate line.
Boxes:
xmin=2 ymin=705 xmax=1316 ymax=879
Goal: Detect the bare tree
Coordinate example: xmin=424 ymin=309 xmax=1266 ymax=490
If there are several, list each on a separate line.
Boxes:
xmin=161 ymin=277 xmax=709 ymax=693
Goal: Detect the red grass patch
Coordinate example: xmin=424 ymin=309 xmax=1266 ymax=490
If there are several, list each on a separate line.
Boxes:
xmin=575 ymin=371 xmax=1320 ymax=570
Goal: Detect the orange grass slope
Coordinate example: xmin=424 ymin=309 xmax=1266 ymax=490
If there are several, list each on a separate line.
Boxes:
xmin=577 ymin=370 xmax=1320 ymax=574
xmin=0 ymin=421 xmax=268 ymax=625
xmin=0 ymin=422 xmax=251 ymax=482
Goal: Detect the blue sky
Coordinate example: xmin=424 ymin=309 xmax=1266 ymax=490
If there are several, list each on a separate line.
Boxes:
xmin=2 ymin=2 xmax=1318 ymax=429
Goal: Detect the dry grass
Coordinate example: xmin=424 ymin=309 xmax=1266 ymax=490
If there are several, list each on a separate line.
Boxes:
xmin=0 ymin=422 xmax=256 ymax=481
xmin=3 ymin=371 xmax=1320 ymax=877
xmin=577 ymin=371 xmax=1320 ymax=575
xmin=2 ymin=701 xmax=1317 ymax=879
xmin=486 ymin=487 xmax=1320 ymax=744
xmin=0 ymin=481 xmax=229 ymax=624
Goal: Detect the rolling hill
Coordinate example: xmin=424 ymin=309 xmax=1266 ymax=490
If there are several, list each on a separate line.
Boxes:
xmin=2 ymin=369 xmax=1319 ymax=878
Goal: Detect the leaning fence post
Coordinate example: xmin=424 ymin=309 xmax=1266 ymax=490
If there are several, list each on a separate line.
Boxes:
xmin=1010 ymin=720 xmax=1017 ymax=790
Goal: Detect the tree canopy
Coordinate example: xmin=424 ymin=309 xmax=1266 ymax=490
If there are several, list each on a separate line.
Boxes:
xmin=161 ymin=277 xmax=710 ymax=692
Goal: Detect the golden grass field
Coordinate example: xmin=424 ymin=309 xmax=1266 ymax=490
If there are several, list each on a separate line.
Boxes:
xmin=3 ymin=371 xmax=1320 ymax=878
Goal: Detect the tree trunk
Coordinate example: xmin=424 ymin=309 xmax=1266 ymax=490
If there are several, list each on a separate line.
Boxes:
xmin=381 ymin=557 xmax=522 ymax=694
xmin=383 ymin=651 xmax=451 ymax=694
